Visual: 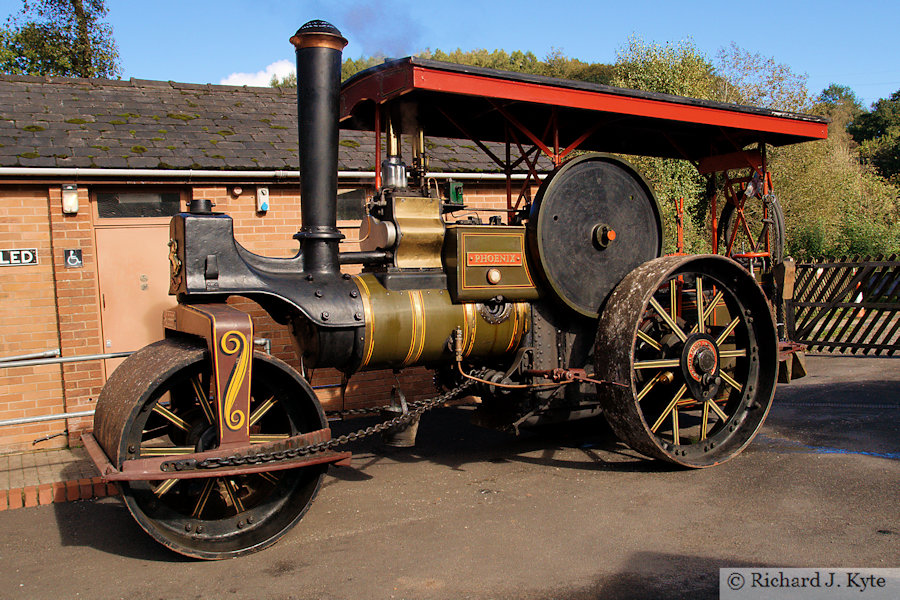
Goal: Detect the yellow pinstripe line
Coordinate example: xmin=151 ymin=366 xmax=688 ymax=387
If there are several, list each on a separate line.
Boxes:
xmin=402 ymin=292 xmax=419 ymax=366
xmin=410 ymin=291 xmax=426 ymax=364
xmin=518 ymin=304 xmax=528 ymax=343
xmin=505 ymin=302 xmax=520 ymax=353
xmin=466 ymin=304 xmax=477 ymax=356
xmin=462 ymin=304 xmax=474 ymax=357
xmin=353 ymin=276 xmax=375 ymax=367
xmin=461 ymin=304 xmax=470 ymax=352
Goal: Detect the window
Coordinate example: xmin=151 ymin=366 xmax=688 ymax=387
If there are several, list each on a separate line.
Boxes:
xmin=96 ymin=191 xmax=182 ymax=218
xmin=336 ymin=188 xmax=367 ymax=220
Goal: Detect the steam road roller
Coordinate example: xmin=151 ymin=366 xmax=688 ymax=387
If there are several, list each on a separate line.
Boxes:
xmin=83 ymin=20 xmax=829 ymax=558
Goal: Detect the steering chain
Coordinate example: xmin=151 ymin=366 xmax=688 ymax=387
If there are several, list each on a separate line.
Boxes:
xmin=162 ymin=379 xmax=475 ymax=472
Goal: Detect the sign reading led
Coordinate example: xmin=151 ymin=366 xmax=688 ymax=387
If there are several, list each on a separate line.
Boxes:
xmin=0 ymin=248 xmax=38 ymax=266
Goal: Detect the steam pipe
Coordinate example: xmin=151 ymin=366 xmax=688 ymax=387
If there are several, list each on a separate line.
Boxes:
xmin=290 ymin=20 xmax=348 ymax=274
xmin=337 ymin=250 xmax=392 ymax=265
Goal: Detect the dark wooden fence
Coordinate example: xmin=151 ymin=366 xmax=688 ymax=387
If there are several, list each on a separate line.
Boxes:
xmin=787 ymin=255 xmax=900 ymax=356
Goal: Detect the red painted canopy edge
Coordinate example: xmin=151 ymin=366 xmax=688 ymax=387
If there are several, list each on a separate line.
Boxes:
xmin=340 ymin=57 xmax=828 ymax=162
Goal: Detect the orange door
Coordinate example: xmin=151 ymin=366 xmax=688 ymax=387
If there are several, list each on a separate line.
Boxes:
xmin=95 ymin=225 xmax=175 ymax=377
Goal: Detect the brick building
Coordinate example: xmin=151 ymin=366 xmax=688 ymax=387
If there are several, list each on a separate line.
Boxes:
xmin=0 ymin=74 xmax=532 ymax=453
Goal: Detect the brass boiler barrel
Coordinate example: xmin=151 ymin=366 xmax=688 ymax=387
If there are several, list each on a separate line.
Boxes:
xmin=351 ymin=273 xmax=529 ymax=370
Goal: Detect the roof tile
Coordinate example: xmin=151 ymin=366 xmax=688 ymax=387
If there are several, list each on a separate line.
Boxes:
xmin=0 ymin=74 xmax=516 ymax=174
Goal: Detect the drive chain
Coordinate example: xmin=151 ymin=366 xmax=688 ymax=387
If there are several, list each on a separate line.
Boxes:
xmin=161 ymin=380 xmax=473 ymax=472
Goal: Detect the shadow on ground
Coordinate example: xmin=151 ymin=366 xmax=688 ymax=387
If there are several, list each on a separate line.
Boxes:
xmin=326 ymin=405 xmax=678 ymax=487
xmin=554 ymin=552 xmax=779 ymax=600
xmin=53 ymin=498 xmax=188 ymax=562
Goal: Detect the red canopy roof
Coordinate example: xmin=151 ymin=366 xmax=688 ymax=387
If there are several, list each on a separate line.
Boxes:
xmin=340 ymin=58 xmax=828 ymax=162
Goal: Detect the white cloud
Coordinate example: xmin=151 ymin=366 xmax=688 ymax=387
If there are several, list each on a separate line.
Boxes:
xmin=219 ymin=59 xmax=294 ymax=87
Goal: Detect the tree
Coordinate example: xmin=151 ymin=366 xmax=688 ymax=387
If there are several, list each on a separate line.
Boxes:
xmin=269 ymin=55 xmax=386 ymax=87
xmin=849 ymin=90 xmax=900 ymax=140
xmin=341 ymin=55 xmax=384 ymax=81
xmin=268 ymin=36 xmax=899 ymax=256
xmin=716 ymin=42 xmax=809 ymax=111
xmin=612 ymin=38 xmax=899 ymax=258
xmin=858 ymin=130 xmax=900 ymax=186
xmin=818 ymin=84 xmax=864 ymax=115
xmin=419 ymin=47 xmax=545 ymax=76
xmin=611 ymin=37 xmax=720 ymax=254
xmin=771 ymin=87 xmax=900 ymax=257
xmin=848 ymin=90 xmax=900 ymax=184
xmin=614 ymin=36 xmax=719 ymax=100
xmin=270 ymin=71 xmax=295 ymax=88
xmin=814 ymin=83 xmax=865 ymax=148
xmin=0 ymin=0 xmax=119 ymax=78
xmin=270 ymin=47 xmax=614 ymax=87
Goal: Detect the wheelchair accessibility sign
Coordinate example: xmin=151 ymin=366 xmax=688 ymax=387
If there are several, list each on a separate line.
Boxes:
xmin=65 ymin=249 xmax=83 ymax=268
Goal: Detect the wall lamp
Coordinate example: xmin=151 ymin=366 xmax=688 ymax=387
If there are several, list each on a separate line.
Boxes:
xmin=61 ymin=184 xmax=79 ymax=214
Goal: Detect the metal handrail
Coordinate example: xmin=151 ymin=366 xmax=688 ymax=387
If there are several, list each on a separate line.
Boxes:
xmin=0 ymin=349 xmax=60 ymax=363
xmin=0 ymin=338 xmax=273 ymax=369
xmin=0 ymin=383 xmax=343 ymax=428
xmin=0 ymin=342 xmax=342 ymax=427
xmin=0 ymin=410 xmax=96 ymax=428
xmin=0 ymin=351 xmax=133 ymax=369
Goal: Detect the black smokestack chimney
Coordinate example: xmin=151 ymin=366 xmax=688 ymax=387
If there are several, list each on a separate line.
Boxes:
xmin=290 ymin=20 xmax=347 ymax=274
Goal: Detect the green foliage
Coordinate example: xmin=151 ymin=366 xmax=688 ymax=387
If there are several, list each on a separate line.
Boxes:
xmin=419 ymin=45 xmax=613 ymax=82
xmin=269 ymin=47 xmax=614 ymax=87
xmin=0 ymin=0 xmax=119 ymax=78
xmin=265 ymin=34 xmax=900 ymax=259
xmin=858 ymin=128 xmax=900 ymax=185
xmin=848 ymin=90 xmax=900 ymax=184
xmin=628 ymin=155 xmax=708 ymax=254
xmin=849 ymin=90 xmax=900 ymax=140
xmin=818 ymin=84 xmax=864 ymax=118
xmin=611 ymin=38 xmax=719 ymax=254
xmin=772 ymin=134 xmax=900 ymax=259
xmin=342 ymin=55 xmax=385 ymax=80
xmin=419 ymin=47 xmax=545 ymax=76
xmin=715 ymin=43 xmax=809 ymax=111
xmin=840 ymin=212 xmax=899 ymax=256
xmin=773 ymin=85 xmax=900 ymax=258
xmin=270 ymin=70 xmax=295 ymax=88
xmin=613 ymin=37 xmax=719 ymax=100
xmin=611 ymin=38 xmax=899 ymax=258
xmin=814 ymin=84 xmax=864 ymax=149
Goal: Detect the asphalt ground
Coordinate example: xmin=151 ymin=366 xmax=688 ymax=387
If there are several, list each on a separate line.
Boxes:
xmin=0 ymin=355 xmax=897 ymax=600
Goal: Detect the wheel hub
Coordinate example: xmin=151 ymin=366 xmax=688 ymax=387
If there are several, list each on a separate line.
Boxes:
xmin=195 ymin=426 xmax=218 ymax=453
xmin=681 ymin=333 xmax=721 ymax=401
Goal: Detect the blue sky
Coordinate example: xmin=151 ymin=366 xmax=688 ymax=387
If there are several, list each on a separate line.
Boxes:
xmin=3 ymin=0 xmax=898 ymax=107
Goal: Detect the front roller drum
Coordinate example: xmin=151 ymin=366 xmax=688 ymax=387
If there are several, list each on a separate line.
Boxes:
xmin=93 ymin=338 xmax=328 ymax=559
xmin=595 ymin=255 xmax=778 ymax=467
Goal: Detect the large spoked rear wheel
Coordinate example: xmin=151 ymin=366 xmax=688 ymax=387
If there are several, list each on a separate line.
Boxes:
xmin=718 ymin=194 xmax=785 ymax=269
xmin=94 ymin=338 xmax=327 ymax=559
xmin=595 ymin=255 xmax=778 ymax=467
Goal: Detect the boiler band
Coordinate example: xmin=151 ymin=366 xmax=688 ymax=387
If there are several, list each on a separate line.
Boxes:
xmin=352 ymin=273 xmax=529 ymax=370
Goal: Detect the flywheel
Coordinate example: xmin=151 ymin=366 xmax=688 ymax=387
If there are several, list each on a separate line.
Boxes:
xmin=594 ymin=255 xmax=778 ymax=467
xmin=527 ymin=153 xmax=663 ymax=317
